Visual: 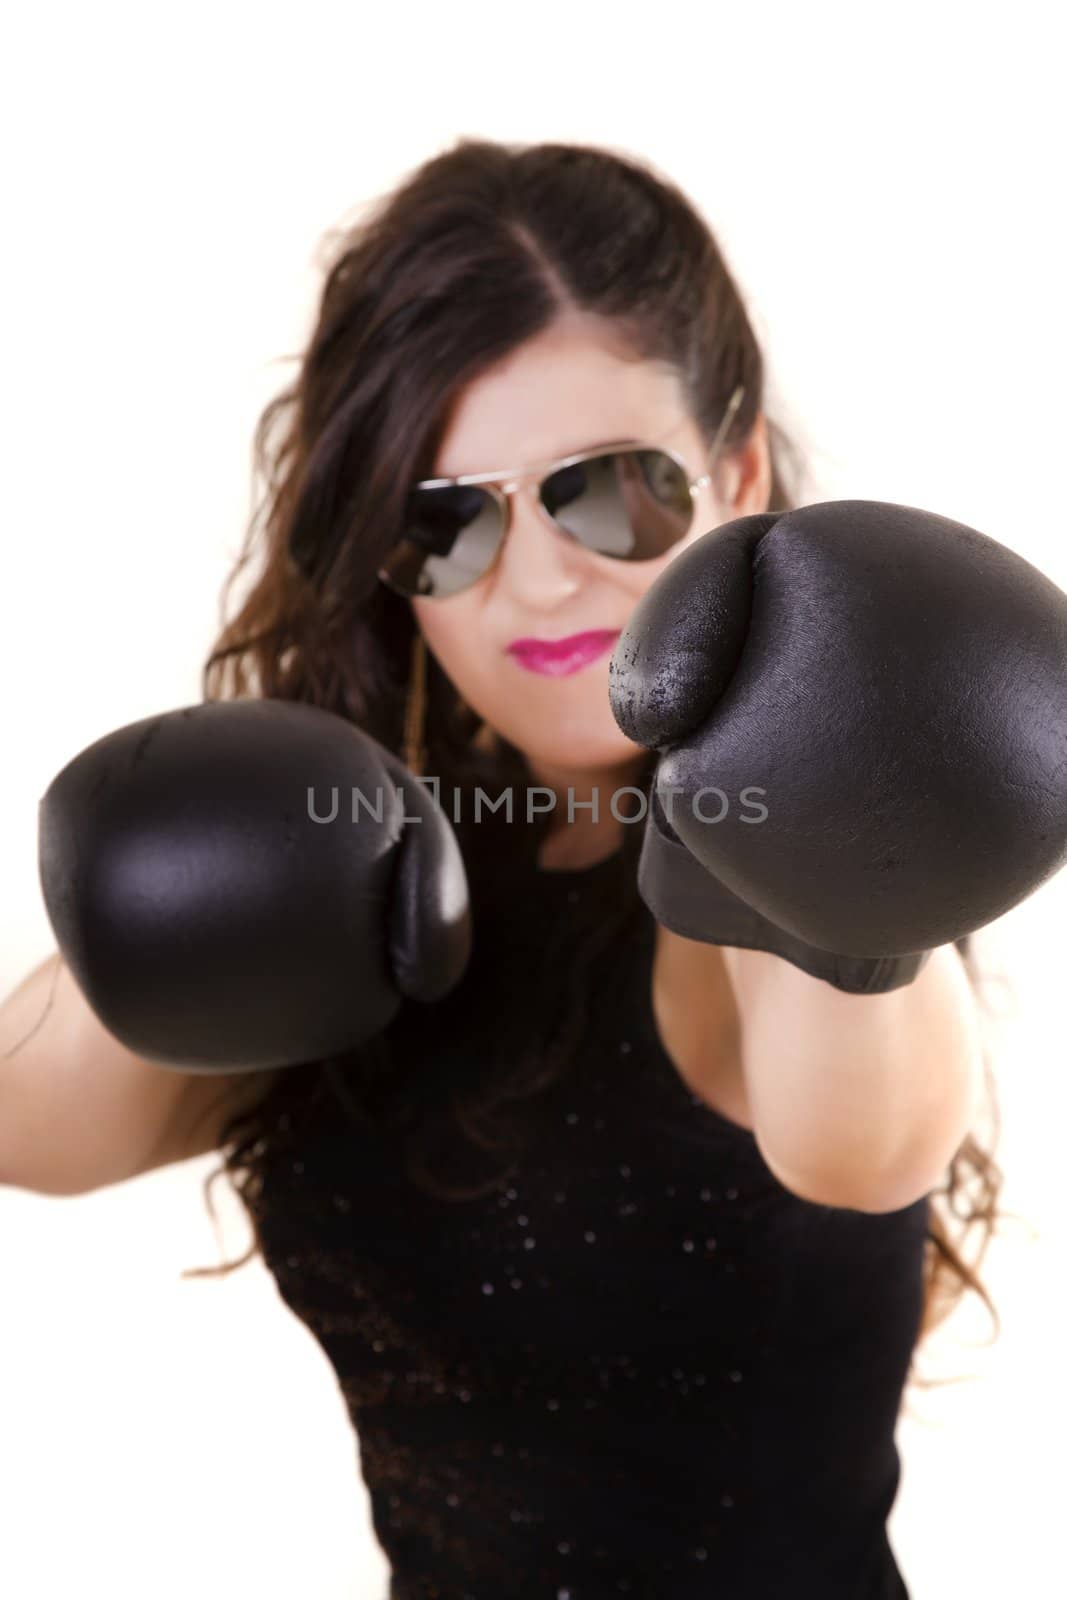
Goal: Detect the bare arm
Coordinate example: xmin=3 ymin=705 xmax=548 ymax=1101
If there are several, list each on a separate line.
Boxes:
xmin=0 ymin=952 xmax=269 ymax=1196
xmin=721 ymin=943 xmax=983 ymax=1213
xmin=650 ymin=924 xmax=981 ymax=1213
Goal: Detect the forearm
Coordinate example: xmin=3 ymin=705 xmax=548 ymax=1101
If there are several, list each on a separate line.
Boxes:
xmin=722 ymin=943 xmax=983 ymax=1213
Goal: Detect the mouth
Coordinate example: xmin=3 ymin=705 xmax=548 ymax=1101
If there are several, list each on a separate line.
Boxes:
xmin=505 ymin=629 xmax=621 ymax=678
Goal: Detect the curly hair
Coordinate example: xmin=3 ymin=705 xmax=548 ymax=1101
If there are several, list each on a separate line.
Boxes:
xmin=187 ymin=135 xmax=1004 ymax=1377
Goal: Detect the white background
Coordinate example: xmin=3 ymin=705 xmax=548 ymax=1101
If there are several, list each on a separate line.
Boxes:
xmin=1 ymin=3 xmax=1065 ymax=1595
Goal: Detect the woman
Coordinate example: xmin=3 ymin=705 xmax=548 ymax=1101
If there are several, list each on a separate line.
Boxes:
xmin=197 ymin=139 xmax=1000 ymax=1597
xmin=3 ymin=138 xmax=1002 ymax=1598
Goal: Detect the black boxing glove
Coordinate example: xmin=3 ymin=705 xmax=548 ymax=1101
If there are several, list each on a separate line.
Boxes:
xmin=608 ymin=499 xmax=1067 ymax=994
xmin=38 ymin=700 xmax=470 ymax=1070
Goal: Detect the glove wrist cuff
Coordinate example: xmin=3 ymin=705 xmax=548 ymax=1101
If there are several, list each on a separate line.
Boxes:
xmin=638 ymin=794 xmax=930 ymax=995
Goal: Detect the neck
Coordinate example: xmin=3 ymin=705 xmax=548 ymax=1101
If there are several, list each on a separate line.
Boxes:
xmin=525 ymin=750 xmax=650 ymax=869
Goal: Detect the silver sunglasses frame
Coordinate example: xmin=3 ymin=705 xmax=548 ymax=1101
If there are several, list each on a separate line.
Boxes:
xmin=378 ymin=384 xmax=744 ymax=598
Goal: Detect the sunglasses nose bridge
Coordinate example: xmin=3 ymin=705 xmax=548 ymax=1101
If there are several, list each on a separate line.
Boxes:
xmin=488 ymin=475 xmax=589 ymax=589
xmin=494 ymin=476 xmax=554 ymax=536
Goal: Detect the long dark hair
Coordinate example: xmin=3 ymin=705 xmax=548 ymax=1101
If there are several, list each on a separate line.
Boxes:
xmin=191 ymin=136 xmax=1003 ymax=1365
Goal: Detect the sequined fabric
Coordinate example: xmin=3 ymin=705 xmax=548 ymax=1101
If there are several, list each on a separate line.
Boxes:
xmin=254 ymin=846 xmax=926 ymax=1599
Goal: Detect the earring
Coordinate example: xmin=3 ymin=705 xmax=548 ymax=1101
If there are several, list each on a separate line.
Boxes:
xmin=402 ymin=629 xmax=427 ymax=774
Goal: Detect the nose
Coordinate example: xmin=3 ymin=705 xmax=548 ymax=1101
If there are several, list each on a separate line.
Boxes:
xmin=491 ymin=481 xmax=588 ymax=610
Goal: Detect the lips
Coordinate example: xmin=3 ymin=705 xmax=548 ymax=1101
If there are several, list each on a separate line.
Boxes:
xmin=506 ymin=629 xmax=621 ymax=677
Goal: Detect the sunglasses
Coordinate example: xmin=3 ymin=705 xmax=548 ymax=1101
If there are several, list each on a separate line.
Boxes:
xmin=377 ymin=386 xmax=745 ymax=601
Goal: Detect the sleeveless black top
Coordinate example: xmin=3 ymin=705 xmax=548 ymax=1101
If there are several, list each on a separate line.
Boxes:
xmin=254 ymin=844 xmax=928 ymax=1600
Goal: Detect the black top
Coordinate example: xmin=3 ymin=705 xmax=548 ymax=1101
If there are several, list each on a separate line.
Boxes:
xmin=254 ymin=844 xmax=928 ymax=1600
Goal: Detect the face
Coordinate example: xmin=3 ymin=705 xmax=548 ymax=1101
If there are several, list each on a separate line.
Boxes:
xmin=410 ymin=311 xmax=771 ymax=787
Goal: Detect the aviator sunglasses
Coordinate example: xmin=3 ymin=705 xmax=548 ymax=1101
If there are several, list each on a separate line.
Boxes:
xmin=377 ymin=386 xmax=745 ymax=601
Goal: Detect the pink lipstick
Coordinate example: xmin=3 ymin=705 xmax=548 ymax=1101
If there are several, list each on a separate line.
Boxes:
xmin=506 ymin=629 xmax=621 ymax=677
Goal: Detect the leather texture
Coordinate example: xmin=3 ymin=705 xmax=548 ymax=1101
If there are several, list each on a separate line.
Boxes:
xmin=37 ymin=701 xmax=471 ymax=1072
xmin=609 ymin=499 xmax=1067 ymax=991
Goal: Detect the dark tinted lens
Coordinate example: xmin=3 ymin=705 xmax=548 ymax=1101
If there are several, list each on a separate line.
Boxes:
xmin=541 ymin=449 xmax=693 ymax=559
xmin=379 ymin=485 xmax=504 ymax=598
